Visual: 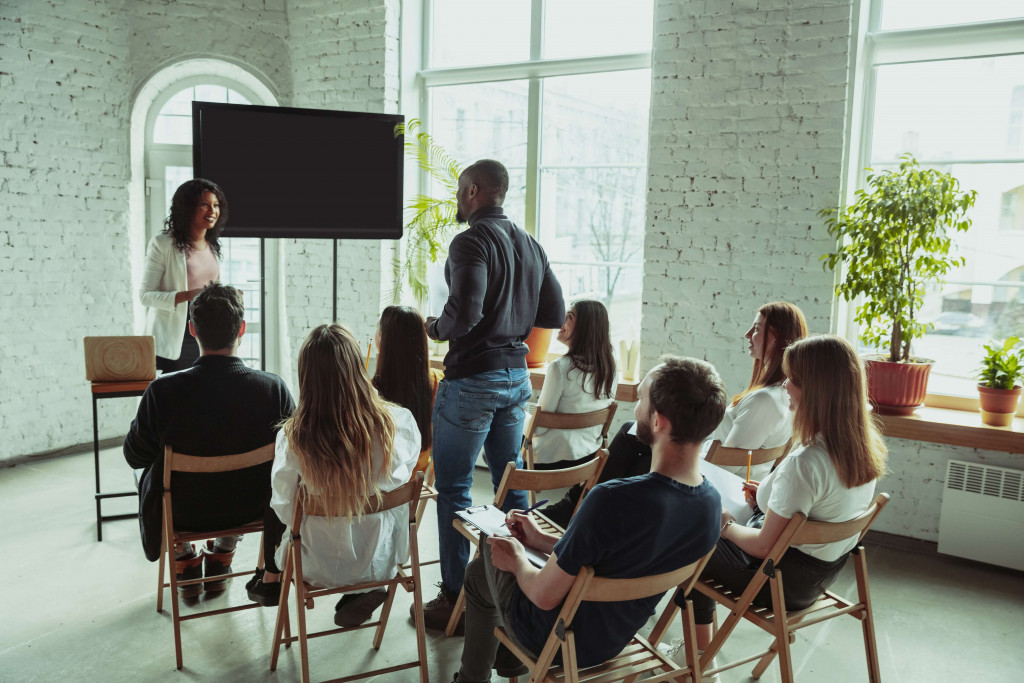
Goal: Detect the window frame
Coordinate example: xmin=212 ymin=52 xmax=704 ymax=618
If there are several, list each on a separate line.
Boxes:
xmin=843 ymin=2 xmax=1024 ymax=410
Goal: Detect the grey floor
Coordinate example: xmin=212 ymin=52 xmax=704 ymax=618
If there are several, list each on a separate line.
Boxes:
xmin=2 ymin=446 xmax=1023 ymax=682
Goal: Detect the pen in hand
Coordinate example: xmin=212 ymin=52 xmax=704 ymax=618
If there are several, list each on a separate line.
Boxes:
xmin=500 ymin=499 xmax=549 ymax=528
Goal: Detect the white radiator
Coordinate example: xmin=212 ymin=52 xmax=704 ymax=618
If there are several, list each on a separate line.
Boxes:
xmin=938 ymin=459 xmax=1024 ymax=571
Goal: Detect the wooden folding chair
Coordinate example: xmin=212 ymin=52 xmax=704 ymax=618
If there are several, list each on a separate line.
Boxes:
xmin=156 ymin=443 xmax=274 ymax=670
xmin=522 ymin=404 xmax=618 ymax=503
xmin=269 ymin=473 xmax=428 ymax=683
xmin=704 ymin=438 xmax=792 ymax=473
xmin=498 ymin=549 xmax=715 ymax=683
xmin=408 ymin=459 xmax=439 ymax=569
xmin=444 ymin=451 xmax=609 ymax=636
xmin=651 ymin=493 xmax=890 ymax=683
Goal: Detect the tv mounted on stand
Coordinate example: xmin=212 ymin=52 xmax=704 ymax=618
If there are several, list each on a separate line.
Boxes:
xmin=192 ymin=101 xmax=404 ymax=239
xmin=192 ymin=102 xmax=406 ymax=365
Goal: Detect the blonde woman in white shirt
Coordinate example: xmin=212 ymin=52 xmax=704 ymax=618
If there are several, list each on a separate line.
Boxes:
xmin=140 ymin=178 xmax=226 ymax=372
xmin=683 ymin=335 xmax=887 ymax=652
xmin=709 ymin=301 xmax=809 ymax=480
xmin=530 ymin=299 xmax=618 ymax=470
xmin=245 ymin=323 xmax=420 ymax=628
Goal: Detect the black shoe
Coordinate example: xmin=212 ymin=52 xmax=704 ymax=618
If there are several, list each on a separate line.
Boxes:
xmin=334 ymin=589 xmax=388 ymax=627
xmin=175 ymin=552 xmax=204 ymax=599
xmin=245 ymin=567 xmax=281 ymax=606
xmin=202 ymin=541 xmax=235 ymax=593
xmin=413 ymin=583 xmax=465 ymax=635
xmin=539 ymin=484 xmax=583 ymax=529
xmin=494 ymin=641 xmax=530 ymax=678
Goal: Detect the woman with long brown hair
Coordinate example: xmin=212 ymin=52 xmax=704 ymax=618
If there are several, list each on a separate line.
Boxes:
xmin=682 ymin=334 xmax=887 ymax=660
xmin=373 ymin=305 xmax=444 ymax=474
xmin=531 ymin=299 xmax=618 ymax=469
xmin=245 ymin=323 xmax=421 ymax=628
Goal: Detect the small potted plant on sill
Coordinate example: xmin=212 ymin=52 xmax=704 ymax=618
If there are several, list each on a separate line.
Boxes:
xmin=821 ymin=155 xmax=977 ymax=415
xmin=977 ymin=336 xmax=1024 ymax=426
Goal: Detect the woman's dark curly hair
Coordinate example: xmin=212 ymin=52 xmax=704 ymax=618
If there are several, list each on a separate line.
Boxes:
xmin=163 ymin=178 xmax=228 ymax=257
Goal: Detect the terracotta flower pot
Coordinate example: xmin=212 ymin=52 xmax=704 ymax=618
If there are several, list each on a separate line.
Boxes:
xmin=863 ymin=356 xmax=934 ymax=416
xmin=524 ymin=327 xmax=553 ymax=368
xmin=977 ymin=385 xmax=1022 ymax=426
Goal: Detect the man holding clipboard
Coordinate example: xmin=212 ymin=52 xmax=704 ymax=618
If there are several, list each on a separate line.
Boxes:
xmin=450 ymin=356 xmax=727 ymax=682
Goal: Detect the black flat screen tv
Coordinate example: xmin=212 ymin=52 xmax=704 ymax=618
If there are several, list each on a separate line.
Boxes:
xmin=192 ymin=102 xmax=404 ymax=240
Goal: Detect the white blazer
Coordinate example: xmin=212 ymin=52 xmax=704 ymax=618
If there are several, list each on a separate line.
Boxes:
xmin=140 ymin=232 xmax=188 ymax=359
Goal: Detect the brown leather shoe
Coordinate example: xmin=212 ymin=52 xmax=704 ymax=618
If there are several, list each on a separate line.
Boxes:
xmin=175 ymin=552 xmax=204 ymax=598
xmin=202 ymin=541 xmax=235 ymax=593
xmin=414 ymin=583 xmax=465 ymax=635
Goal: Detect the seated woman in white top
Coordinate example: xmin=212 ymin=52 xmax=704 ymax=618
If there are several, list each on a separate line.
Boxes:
xmin=683 ymin=334 xmax=887 ymax=651
xmin=248 ymin=323 xmax=420 ymax=628
xmin=708 ymin=301 xmax=808 ymax=480
xmin=530 ymin=299 xmax=618 ymax=470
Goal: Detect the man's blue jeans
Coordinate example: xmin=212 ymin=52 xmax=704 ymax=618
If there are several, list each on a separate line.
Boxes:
xmin=433 ymin=368 xmax=532 ymax=593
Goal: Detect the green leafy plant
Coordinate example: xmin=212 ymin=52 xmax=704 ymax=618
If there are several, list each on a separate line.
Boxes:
xmin=978 ymin=337 xmax=1024 ymax=390
xmin=821 ymin=155 xmax=977 ymax=362
xmin=391 ymin=119 xmax=463 ymax=303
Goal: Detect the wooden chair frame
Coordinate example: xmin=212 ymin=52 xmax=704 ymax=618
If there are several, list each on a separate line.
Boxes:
xmin=649 ymin=493 xmax=890 ymax=683
xmin=269 ymin=473 xmax=428 ymax=683
xmin=523 ymin=404 xmax=618 ymax=503
xmin=157 ymin=442 xmax=275 ymax=670
xmin=499 ymin=550 xmax=714 ymax=683
xmin=704 ymin=438 xmax=792 ymax=472
xmin=445 ymin=451 xmax=609 ymax=636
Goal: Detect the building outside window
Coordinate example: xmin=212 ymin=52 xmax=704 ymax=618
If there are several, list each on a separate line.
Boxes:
xmin=418 ymin=0 xmax=654 ymax=349
xmin=851 ymin=1 xmax=1024 ymax=397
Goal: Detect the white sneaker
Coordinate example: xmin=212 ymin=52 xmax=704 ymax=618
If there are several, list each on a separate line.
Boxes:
xmin=655 ymin=640 xmax=720 ymax=682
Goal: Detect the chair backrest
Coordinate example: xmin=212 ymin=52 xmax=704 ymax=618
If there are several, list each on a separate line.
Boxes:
xmin=494 ymin=449 xmax=608 ymax=508
xmin=525 ymin=403 xmax=618 ymax=442
xmin=162 ymin=443 xmax=276 ymax=490
xmin=291 ymin=473 xmax=425 ymax=528
xmin=583 ymin=550 xmax=714 ymax=603
xmin=705 ymin=439 xmax=792 ymax=470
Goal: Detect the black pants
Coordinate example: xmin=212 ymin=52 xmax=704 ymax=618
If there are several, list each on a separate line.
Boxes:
xmin=156 ymin=319 xmax=200 ymax=373
xmin=539 ymin=421 xmax=651 ymax=528
xmin=681 ymin=514 xmax=848 ymax=624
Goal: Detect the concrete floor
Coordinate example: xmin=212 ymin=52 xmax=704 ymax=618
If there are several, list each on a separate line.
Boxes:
xmin=2 ymin=446 xmax=1024 ymax=682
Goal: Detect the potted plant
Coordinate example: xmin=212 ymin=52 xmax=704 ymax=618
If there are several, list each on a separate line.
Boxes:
xmin=977 ymin=336 xmax=1024 ymax=426
xmin=821 ymin=155 xmax=977 ymax=415
xmin=392 ymin=118 xmax=463 ymax=304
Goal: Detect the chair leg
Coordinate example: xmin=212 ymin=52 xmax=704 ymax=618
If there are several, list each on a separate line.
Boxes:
xmin=769 ymin=572 xmax=794 ymax=683
xmin=270 ymin=551 xmax=295 ymax=671
xmin=681 ymin=599 xmax=702 ymax=683
xmin=167 ymin=545 xmax=184 ymax=670
xmin=855 ymin=550 xmax=883 ymax=683
xmin=295 ymin=582 xmax=310 ymax=683
xmin=156 ymin=534 xmax=166 ymax=613
xmin=445 ymin=585 xmax=467 ymax=636
xmin=372 ymin=582 xmax=399 ymax=650
xmin=751 ymin=640 xmax=779 ymax=678
xmin=647 ymin=589 xmax=680 ymax=647
xmin=564 ymin=632 xmax=579 ymax=683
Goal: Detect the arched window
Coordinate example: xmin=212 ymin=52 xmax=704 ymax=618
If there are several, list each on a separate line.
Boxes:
xmin=131 ymin=61 xmax=280 ymax=371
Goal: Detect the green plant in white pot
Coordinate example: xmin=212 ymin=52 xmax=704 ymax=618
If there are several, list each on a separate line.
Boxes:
xmin=821 ymin=155 xmax=977 ymax=414
xmin=977 ymin=336 xmax=1024 ymax=426
xmin=391 ymin=118 xmax=463 ymax=304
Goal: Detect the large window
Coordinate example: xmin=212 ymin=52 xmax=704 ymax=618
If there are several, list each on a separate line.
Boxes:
xmin=852 ymin=3 xmax=1024 ymax=397
xmin=419 ymin=0 xmax=654 ymax=347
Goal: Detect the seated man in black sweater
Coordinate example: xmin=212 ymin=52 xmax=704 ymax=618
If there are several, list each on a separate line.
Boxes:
xmin=124 ymin=283 xmax=294 ymax=597
xmin=452 ymin=356 xmax=726 ymax=682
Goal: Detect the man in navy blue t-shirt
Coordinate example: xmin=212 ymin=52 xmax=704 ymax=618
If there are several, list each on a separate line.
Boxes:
xmin=451 ymin=355 xmax=727 ymax=682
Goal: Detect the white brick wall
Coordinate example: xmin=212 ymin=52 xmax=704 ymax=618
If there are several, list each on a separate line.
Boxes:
xmin=0 ymin=0 xmax=135 ymax=461
xmin=643 ymin=0 xmax=851 ymax=391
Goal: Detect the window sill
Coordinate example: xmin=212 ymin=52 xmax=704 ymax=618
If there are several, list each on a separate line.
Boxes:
xmin=429 ymin=356 xmax=639 ymax=403
xmin=874 ymin=405 xmax=1024 ymax=454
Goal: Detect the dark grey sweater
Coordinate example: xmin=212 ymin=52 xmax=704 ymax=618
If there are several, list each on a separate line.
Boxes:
xmin=429 ymin=207 xmax=565 ymax=379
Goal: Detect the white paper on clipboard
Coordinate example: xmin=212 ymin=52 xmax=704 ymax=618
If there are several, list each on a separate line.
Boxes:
xmin=699 ymin=460 xmax=755 ymax=525
xmin=455 ymin=504 xmax=550 ymax=568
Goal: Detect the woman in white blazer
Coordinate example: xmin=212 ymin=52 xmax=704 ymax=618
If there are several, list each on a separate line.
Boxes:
xmin=140 ymin=178 xmax=228 ymax=372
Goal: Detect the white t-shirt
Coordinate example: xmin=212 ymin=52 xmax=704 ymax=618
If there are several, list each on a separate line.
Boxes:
xmin=703 ymin=384 xmax=792 ymax=480
xmin=270 ymin=404 xmax=421 ymax=588
xmin=531 ymin=355 xmax=618 ymax=465
xmin=756 ymin=438 xmax=877 ymax=562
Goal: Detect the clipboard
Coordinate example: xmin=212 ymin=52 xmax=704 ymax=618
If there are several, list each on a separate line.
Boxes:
xmin=455 ymin=504 xmax=550 ymax=568
xmin=700 ymin=460 xmax=755 ymax=525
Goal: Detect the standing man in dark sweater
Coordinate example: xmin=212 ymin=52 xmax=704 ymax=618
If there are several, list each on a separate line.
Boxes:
xmin=420 ymin=159 xmax=565 ymax=631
